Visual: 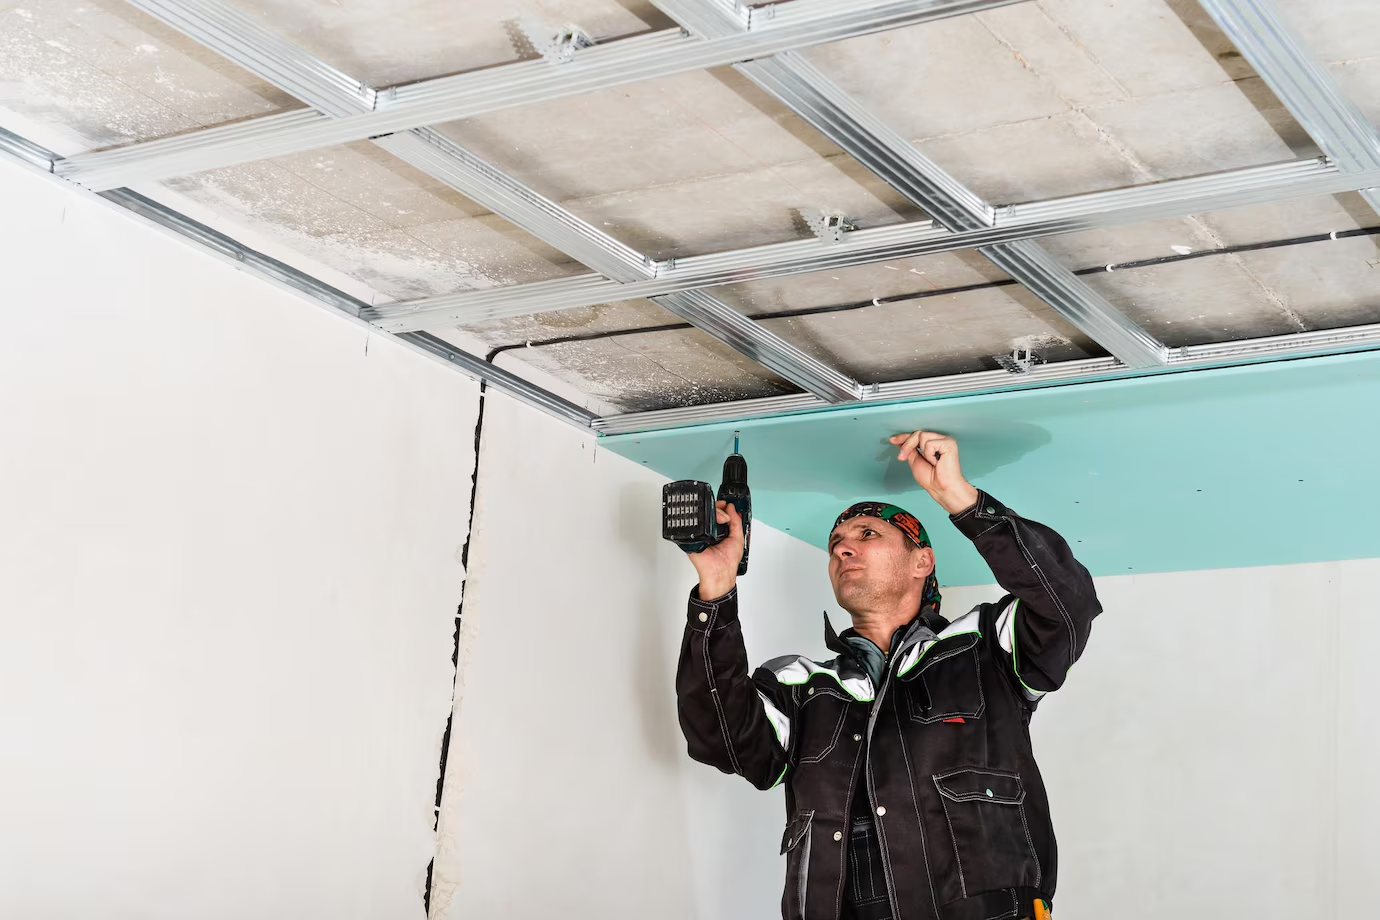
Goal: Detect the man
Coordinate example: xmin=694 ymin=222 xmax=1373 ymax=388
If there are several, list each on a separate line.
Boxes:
xmin=676 ymin=429 xmax=1101 ymax=920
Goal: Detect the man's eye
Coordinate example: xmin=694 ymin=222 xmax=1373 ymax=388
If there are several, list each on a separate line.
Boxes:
xmin=863 ymin=529 xmax=875 ymax=537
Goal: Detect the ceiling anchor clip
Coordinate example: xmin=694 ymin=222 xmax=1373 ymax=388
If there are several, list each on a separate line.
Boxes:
xmin=808 ymin=212 xmax=857 ymax=244
xmin=994 ymin=346 xmax=1046 ymax=375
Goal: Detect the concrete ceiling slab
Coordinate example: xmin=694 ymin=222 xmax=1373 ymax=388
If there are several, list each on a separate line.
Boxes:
xmin=1034 ymin=0 xmax=1263 ymax=96
xmin=432 ymin=68 xmax=922 ymax=259
xmin=801 ymin=15 xmax=1070 ymax=141
xmin=155 ymin=146 xmax=584 ymax=301
xmin=1194 ymin=194 xmax=1373 ymax=246
xmin=1039 ymin=217 xmax=1212 ymax=268
xmin=505 ymin=327 xmax=795 ymax=413
xmin=1275 ymin=0 xmax=1380 ymax=66
xmin=1077 ymin=256 xmax=1305 ymax=347
xmin=757 ymin=283 xmax=1098 ymax=383
xmin=1331 ymin=57 xmax=1380 ymax=126
xmin=4 ymin=0 xmax=1376 ymax=415
xmin=913 ymin=112 xmax=1148 ymax=205
xmin=711 ymin=252 xmax=1011 ymax=317
xmin=1232 ymin=240 xmax=1380 ymax=331
xmin=220 ymin=0 xmax=670 ymax=88
xmin=0 ymin=0 xmax=292 ymax=149
xmin=438 ymin=69 xmax=848 ymax=201
xmin=459 ymin=298 xmax=681 ymax=350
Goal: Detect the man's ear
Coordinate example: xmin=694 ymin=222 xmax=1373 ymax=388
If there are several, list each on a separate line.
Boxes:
xmin=912 ymin=546 xmax=936 ymax=580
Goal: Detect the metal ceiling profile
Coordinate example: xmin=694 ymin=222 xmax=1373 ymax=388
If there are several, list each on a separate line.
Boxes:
xmin=594 ymin=321 xmax=1380 ymax=435
xmin=363 ymin=156 xmax=1380 ymax=331
xmin=0 ymin=125 xmax=600 ymax=429
xmin=55 ymin=0 xmax=1025 ymax=190
xmin=5 ymin=0 xmax=1379 ymax=435
xmin=1197 ymin=0 xmax=1380 ymax=216
xmin=653 ymin=0 xmax=1166 ymax=367
xmin=122 ymin=0 xmax=868 ymax=403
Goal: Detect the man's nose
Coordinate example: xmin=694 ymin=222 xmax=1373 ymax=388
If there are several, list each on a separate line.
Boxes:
xmin=832 ymin=542 xmax=854 ymax=559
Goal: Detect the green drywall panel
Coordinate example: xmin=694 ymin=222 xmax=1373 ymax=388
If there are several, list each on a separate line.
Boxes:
xmin=602 ymin=351 xmax=1380 ymax=586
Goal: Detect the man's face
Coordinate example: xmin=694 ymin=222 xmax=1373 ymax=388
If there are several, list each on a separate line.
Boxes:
xmin=827 ymin=516 xmax=934 ymax=614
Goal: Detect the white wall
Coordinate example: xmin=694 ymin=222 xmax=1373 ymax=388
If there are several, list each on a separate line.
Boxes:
xmin=0 ymin=160 xmax=478 ymax=919
xmin=431 ymin=392 xmax=839 ymax=920
xmin=446 ymin=394 xmax=1380 ymax=920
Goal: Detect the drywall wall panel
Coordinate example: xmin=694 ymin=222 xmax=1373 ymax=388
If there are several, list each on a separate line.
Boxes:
xmin=1336 ymin=559 xmax=1380 ymax=918
xmin=946 ymin=560 xmax=1372 ymax=920
xmin=430 ymin=392 xmax=834 ymax=920
xmin=0 ymin=160 xmax=478 ymax=920
xmin=448 ymin=390 xmax=1375 ymax=920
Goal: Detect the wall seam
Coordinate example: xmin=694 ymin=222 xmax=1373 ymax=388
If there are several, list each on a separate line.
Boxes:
xmin=423 ymin=369 xmax=491 ymax=917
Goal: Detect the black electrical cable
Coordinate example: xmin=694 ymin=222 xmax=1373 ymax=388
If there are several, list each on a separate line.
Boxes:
xmin=487 ymin=225 xmax=1380 ymax=359
xmin=422 ymin=347 xmax=500 ymax=915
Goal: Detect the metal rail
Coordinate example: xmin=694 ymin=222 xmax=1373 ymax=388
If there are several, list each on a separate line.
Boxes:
xmin=594 ymin=321 xmax=1380 ymax=434
xmin=1198 ymin=0 xmax=1380 ymax=215
xmin=365 ymin=157 xmax=1379 ymax=330
xmin=656 ymin=1 xmax=1166 ymax=367
xmin=122 ymin=0 xmax=868 ymax=402
xmin=0 ymin=126 xmax=600 ymax=429
xmin=56 ymin=0 xmax=1026 ymax=190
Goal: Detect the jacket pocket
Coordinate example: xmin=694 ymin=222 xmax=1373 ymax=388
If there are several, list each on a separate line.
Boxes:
xmin=932 ymin=768 xmax=1040 ymax=902
xmin=902 ymin=646 xmax=985 ymax=724
xmin=780 ymin=810 xmax=814 ymax=920
xmin=797 ymin=691 xmax=849 ymax=764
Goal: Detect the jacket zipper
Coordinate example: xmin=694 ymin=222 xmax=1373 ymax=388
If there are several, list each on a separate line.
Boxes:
xmin=864 ymin=626 xmax=917 ymax=918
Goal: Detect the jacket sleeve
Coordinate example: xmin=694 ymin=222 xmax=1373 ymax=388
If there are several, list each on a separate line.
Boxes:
xmin=675 ymin=586 xmax=795 ymax=790
xmin=950 ymin=491 xmax=1102 ymax=700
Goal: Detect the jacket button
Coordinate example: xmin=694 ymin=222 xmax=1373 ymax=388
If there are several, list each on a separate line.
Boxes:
xmin=853 ymin=734 xmax=862 ymax=742
xmin=985 ymin=506 xmax=996 ymax=514
xmin=697 ymin=612 xmax=708 ymax=623
xmin=876 ymin=806 xmax=886 ymax=817
xmin=808 ymin=688 xmax=815 ymax=695
xmin=986 ymin=789 xmax=994 ymax=797
xmin=833 ymin=831 xmax=843 ymax=842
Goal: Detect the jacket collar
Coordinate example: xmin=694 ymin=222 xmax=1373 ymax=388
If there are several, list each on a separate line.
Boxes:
xmin=824 ymin=604 xmax=949 ymax=663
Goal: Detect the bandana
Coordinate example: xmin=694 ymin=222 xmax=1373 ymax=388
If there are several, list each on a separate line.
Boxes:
xmin=831 ymin=501 xmax=942 ymax=614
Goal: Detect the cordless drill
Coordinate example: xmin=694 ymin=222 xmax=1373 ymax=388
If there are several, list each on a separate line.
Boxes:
xmin=661 ymin=435 xmax=752 ymax=576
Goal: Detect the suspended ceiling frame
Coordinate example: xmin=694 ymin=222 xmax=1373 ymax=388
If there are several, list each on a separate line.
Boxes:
xmin=2 ymin=0 xmax=1378 ymax=435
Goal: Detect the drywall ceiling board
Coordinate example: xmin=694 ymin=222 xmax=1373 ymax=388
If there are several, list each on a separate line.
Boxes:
xmin=601 ymin=349 xmax=1380 ymax=585
xmin=0 ymin=0 xmax=296 ymax=148
xmin=217 ymin=0 xmax=672 ymax=88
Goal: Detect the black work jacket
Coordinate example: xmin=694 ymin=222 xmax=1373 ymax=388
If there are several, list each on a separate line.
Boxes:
xmin=675 ymin=493 xmax=1102 ymax=920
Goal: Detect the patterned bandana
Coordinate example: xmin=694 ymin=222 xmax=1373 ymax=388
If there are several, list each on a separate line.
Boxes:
xmin=830 ymin=501 xmax=942 ymax=614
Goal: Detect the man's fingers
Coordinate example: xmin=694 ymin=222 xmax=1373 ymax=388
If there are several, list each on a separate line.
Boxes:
xmin=919 ymin=433 xmax=955 ymax=465
xmin=895 ymin=430 xmax=922 ymax=462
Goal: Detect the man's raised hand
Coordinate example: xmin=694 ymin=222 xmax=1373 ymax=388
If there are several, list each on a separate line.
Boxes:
xmin=686 ymin=500 xmax=744 ymax=601
xmin=889 ymin=430 xmax=980 ymax=515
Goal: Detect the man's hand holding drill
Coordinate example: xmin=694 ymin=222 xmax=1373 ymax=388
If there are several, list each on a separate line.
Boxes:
xmin=688 ymin=500 xmax=744 ymax=600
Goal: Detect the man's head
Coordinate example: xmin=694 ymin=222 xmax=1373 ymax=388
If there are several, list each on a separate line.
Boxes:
xmin=827 ymin=502 xmax=942 ymax=619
